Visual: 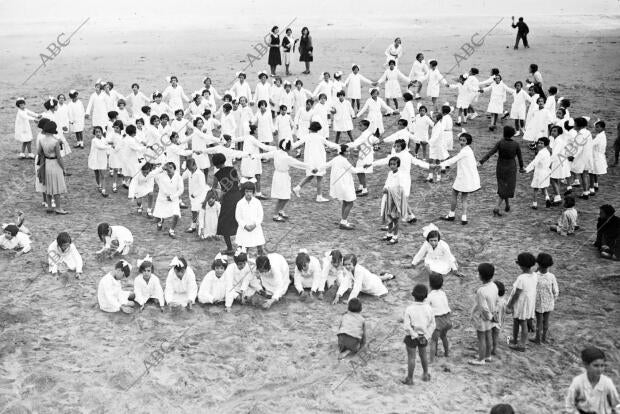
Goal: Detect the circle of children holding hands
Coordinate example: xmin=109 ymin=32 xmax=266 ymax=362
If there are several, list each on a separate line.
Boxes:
xmin=8 ymin=34 xmax=620 ymax=412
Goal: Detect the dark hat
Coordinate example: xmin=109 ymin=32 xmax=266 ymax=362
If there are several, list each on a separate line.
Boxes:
xmin=309 ymin=121 xmax=322 ymax=132
xmin=42 ymin=121 xmax=58 ymax=135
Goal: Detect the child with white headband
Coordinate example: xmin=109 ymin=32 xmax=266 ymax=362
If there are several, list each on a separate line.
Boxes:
xmin=133 ymin=255 xmax=165 ymax=311
xmin=410 ymin=223 xmax=462 ymax=278
xmin=198 ymin=253 xmax=230 ymax=305
xmin=164 ymin=256 xmax=197 ymax=310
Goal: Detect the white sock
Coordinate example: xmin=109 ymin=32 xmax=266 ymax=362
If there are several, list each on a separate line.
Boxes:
xmin=532 ymin=201 xmax=538 ymax=207
xmin=553 ymin=195 xmax=561 ymax=202
xmin=461 ymin=214 xmax=467 ymax=221
xmin=448 ymin=211 xmax=455 ymax=217
xmin=566 ymin=185 xmax=572 ymax=190
xmin=340 ymin=219 xmax=348 ymax=225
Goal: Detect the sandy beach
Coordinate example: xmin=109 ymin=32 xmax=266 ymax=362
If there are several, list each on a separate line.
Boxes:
xmin=0 ymin=1 xmax=619 ymax=412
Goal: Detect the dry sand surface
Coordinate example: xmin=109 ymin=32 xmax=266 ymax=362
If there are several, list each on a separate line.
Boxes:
xmin=0 ymin=4 xmax=619 ymax=413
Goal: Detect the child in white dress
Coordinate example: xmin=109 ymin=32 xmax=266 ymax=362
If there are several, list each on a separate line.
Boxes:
xmin=412 ymin=105 xmax=434 ymax=159
xmin=67 ymin=90 xmax=85 ymax=148
xmin=441 ymin=104 xmax=454 ymax=152
xmin=164 ymin=257 xmax=197 ymax=309
xmin=550 ymin=196 xmax=578 ymax=236
xmin=345 ymin=65 xmax=373 ymax=111
xmin=163 ymin=76 xmax=189 ymax=112
xmin=590 ymin=120 xmax=608 ymax=195
xmin=447 ymin=75 xmax=469 ymax=126
xmin=377 ymin=59 xmax=410 ymax=109
xmin=253 ymin=72 xmax=272 ymax=106
xmin=121 ymin=125 xmax=144 ymax=187
xmin=294 ymin=98 xmax=315 ymax=140
xmin=507 ymin=252 xmax=538 ymax=352
xmin=116 ymin=99 xmax=131 ymax=126
xmin=274 ymin=105 xmax=295 ymax=147
xmin=96 ymin=223 xmax=133 ymax=257
xmin=509 ymin=81 xmax=529 ymax=136
xmin=235 ymin=182 xmax=266 ymax=254
xmin=292 ymin=121 xmax=340 ymax=202
xmin=0 ymin=223 xmax=31 ymax=256
xmin=48 ymin=232 xmax=83 ymax=278
xmin=411 ymin=223 xmax=461 ymax=277
xmin=331 ymin=91 xmax=356 ymax=143
xmin=424 ymin=60 xmax=448 ymax=112
xmin=199 ymin=190 xmax=220 ymax=240
xmin=128 ymin=163 xmax=156 ymax=217
xmin=313 ymin=72 xmax=334 ymax=107
xmin=14 ymin=98 xmax=40 ymax=158
xmin=198 ymin=253 xmax=229 ymax=305
xmin=334 ymin=254 xmax=393 ymax=303
xmin=231 ymin=72 xmax=252 ymax=102
xmin=280 ymin=81 xmax=295 ymax=115
xmin=525 ymin=137 xmax=552 ymax=209
xmin=97 ymin=260 xmax=135 ymax=313
xmin=479 ymin=75 xmax=514 ymax=131
xmin=523 ymin=96 xmax=553 ymax=144
xmin=428 ymin=113 xmax=447 ymax=183
xmin=234 ymin=125 xmax=276 ymax=198
xmin=152 ymin=163 xmax=184 ymax=238
xmin=252 ymin=253 xmax=291 ymax=309
xmin=408 ymin=53 xmax=429 ymax=99
xmin=88 ymin=126 xmax=112 ymax=197
xmin=134 ymin=255 xmax=165 ymax=311
xmin=323 ymin=145 xmax=360 ymax=230
xmin=313 ymin=94 xmax=332 ymax=139
xmin=292 ymin=79 xmax=313 ymax=116
xmin=469 ymin=263 xmax=498 ymax=365
xmin=257 ymin=139 xmax=311 ymax=222
xmin=293 ymin=248 xmax=324 ymax=298
xmin=252 ymin=100 xmax=275 ymax=144
xmin=182 ymin=158 xmax=209 ymax=233
xmin=106 ymin=120 xmax=125 ymax=193
xmin=357 ymin=88 xmax=394 ymax=137
xmin=349 ymin=120 xmax=380 ymax=196
xmin=270 ymin=77 xmax=284 ymax=116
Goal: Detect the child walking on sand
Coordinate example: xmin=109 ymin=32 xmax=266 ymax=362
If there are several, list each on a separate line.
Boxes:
xmin=469 ymin=263 xmax=498 ymax=365
xmin=337 ymin=298 xmax=367 ymax=358
xmin=427 ymin=274 xmax=452 ymax=362
xmin=524 ymin=137 xmax=552 ymax=209
xmin=531 ymin=253 xmax=558 ymax=344
xmin=402 ymin=284 xmax=435 ymax=384
xmin=507 ymin=252 xmax=538 ymax=352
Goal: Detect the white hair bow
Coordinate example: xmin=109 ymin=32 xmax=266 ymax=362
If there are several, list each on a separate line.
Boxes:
xmin=583 ymin=116 xmax=591 ymax=122
xmin=17 ymin=96 xmax=25 ymax=101
xmin=119 ymin=259 xmax=132 ymax=271
xmin=422 ymin=223 xmax=439 ymax=239
xmin=462 ymin=72 xmax=469 ymax=79
xmin=460 ymin=128 xmax=468 ymax=135
xmin=351 ymin=63 xmax=358 ymax=69
xmin=334 ymin=71 xmax=343 ymax=77
xmin=320 ymin=71 xmax=330 ymax=80
xmin=240 ymin=177 xmax=257 ymax=184
xmin=416 ymin=102 xmax=422 ymax=110
xmin=69 ymin=89 xmax=77 ymax=94
xmin=258 ymin=71 xmax=268 ymax=78
xmin=166 ymin=76 xmax=172 ymax=83
xmin=214 ymin=252 xmax=228 ymax=264
xmin=298 ymin=248 xmax=309 ymax=254
xmin=558 ymin=96 xmax=565 ymax=102
xmin=234 ymin=246 xmax=247 ymax=256
xmin=443 ymin=102 xmax=454 ymax=112
xmin=137 ymin=254 xmax=152 ymax=268
xmin=567 ymin=118 xmax=575 ymax=127
xmin=169 ymin=256 xmax=184 ymax=268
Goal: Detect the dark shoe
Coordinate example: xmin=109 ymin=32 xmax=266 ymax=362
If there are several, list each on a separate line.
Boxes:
xmin=379 ymin=225 xmax=389 ymax=231
xmin=505 ymin=205 xmax=511 ymax=212
xmin=563 ymin=189 xmax=573 ymax=196
xmin=461 ymin=220 xmax=468 ymax=225
xmin=407 ymin=217 xmax=417 ymax=224
xmin=529 ymin=338 xmax=541 ymax=344
xmin=545 ymin=199 xmax=551 ymax=208
xmin=440 ymin=216 xmax=455 ymax=222
xmin=339 ymin=223 xmax=355 ymax=230
xmin=531 ymin=205 xmax=538 ymax=210
xmin=55 ymin=209 xmax=68 ymax=215
xmin=387 ymin=238 xmax=399 ymax=245
xmin=579 ymin=194 xmax=589 ymax=200
xmin=273 ymin=216 xmax=285 ymax=222
xmin=381 ymin=235 xmax=393 ymax=241
xmin=493 ymin=208 xmax=502 ymax=217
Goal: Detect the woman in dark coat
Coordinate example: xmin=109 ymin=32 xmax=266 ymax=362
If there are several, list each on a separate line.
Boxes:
xmin=213 ymin=153 xmax=244 ymax=254
xmin=296 ymin=27 xmax=313 ymax=74
xmin=268 ymin=26 xmax=281 ymax=76
xmin=478 ymin=126 xmax=525 ymax=216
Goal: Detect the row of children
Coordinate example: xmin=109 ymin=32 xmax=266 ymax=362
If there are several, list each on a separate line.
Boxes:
xmin=97 ymin=249 xmax=395 ymax=313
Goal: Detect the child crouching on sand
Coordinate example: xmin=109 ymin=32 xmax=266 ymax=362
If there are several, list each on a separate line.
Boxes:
xmin=337 ymin=298 xmax=366 ymax=358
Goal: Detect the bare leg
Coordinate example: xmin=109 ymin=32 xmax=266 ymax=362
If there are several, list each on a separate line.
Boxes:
xmin=346 ymin=131 xmax=354 ymax=142
xmin=403 ymin=345 xmax=416 ymax=384
xmin=430 ymin=331 xmax=439 ymax=363
xmin=519 ymin=319 xmax=528 ymax=348
xmin=420 ymin=142 xmax=428 ymax=159
xmin=484 ymin=330 xmax=493 ymax=359
xmin=450 ymin=190 xmax=458 ymax=214
xmin=342 ymin=201 xmax=354 ymax=221
xmin=491 ymin=327 xmax=499 ymax=355
xmin=476 ymin=330 xmax=487 ymax=361
xmin=316 ymin=176 xmax=323 ymax=197
xmin=440 ymin=331 xmax=449 ymax=357
xmin=418 ymin=345 xmax=430 ymax=380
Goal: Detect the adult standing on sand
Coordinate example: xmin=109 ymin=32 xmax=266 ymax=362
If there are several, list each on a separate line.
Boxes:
xmin=478 ymin=126 xmax=525 ymax=217
xmin=268 ymin=26 xmax=282 ymax=77
xmin=296 ymin=27 xmax=313 ymax=75
xmin=511 ymin=16 xmax=530 ymax=49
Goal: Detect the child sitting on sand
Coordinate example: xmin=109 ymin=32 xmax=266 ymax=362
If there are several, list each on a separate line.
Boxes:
xmin=531 ymin=253 xmax=558 ymax=344
xmin=164 ymin=257 xmax=198 ymax=310
xmin=491 ymin=281 xmax=507 ymax=356
xmin=564 ymin=346 xmax=619 ymax=414
xmin=332 ymin=254 xmax=394 ymax=304
xmin=337 ymin=298 xmax=366 ymax=358
xmin=96 ymin=222 xmax=133 ymax=257
xmin=198 ymin=253 xmax=229 ymax=305
xmin=97 ymin=260 xmax=135 ymax=313
xmin=48 ymin=232 xmax=83 ymax=278
xmin=402 ymin=284 xmax=435 ymax=385
xmin=133 ymin=255 xmax=165 ymax=311
xmin=294 ymin=249 xmax=324 ymax=298
xmin=550 ymin=196 xmax=578 ymax=236
xmin=507 ymin=252 xmax=538 ymax=352
xmin=411 ymin=223 xmax=463 ymax=278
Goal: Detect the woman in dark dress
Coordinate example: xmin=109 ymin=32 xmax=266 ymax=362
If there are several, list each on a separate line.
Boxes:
xmin=268 ymin=26 xmax=281 ymax=76
xmin=478 ymin=126 xmax=525 ymax=216
xmin=213 ymin=153 xmax=244 ymax=254
xmin=296 ymin=27 xmax=313 ymax=74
